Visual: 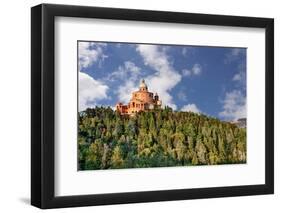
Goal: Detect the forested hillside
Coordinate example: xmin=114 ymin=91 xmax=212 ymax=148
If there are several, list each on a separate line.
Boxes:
xmin=78 ymin=107 xmax=246 ymax=170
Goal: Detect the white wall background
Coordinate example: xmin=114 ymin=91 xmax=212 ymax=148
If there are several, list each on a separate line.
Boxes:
xmin=0 ymin=0 xmax=279 ymax=212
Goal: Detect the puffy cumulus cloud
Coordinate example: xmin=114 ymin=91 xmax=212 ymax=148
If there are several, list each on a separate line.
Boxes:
xmin=233 ymin=73 xmax=242 ymax=81
xmin=182 ymin=47 xmax=195 ymax=57
xmin=232 ymin=63 xmax=246 ymax=91
xmin=224 ymin=48 xmax=246 ymax=88
xmin=79 ymin=72 xmax=109 ymax=111
xmin=78 ymin=42 xmax=107 ymax=69
xmin=181 ymin=103 xmax=201 ymax=114
xmin=117 ymin=81 xmax=138 ymax=103
xmin=219 ymin=90 xmax=246 ymax=121
xmin=192 ymin=64 xmax=202 ymax=75
xmin=231 ymin=48 xmax=243 ymax=56
xmin=107 ymin=61 xmax=141 ymax=82
xmin=107 ymin=61 xmax=142 ymax=103
xmin=182 ymin=69 xmax=191 ymax=76
xmin=124 ymin=61 xmax=141 ymax=73
xmin=136 ymin=44 xmax=181 ymax=110
xmin=221 ymin=48 xmax=246 ymax=121
xmin=224 ymin=48 xmax=246 ymax=64
xmin=182 ymin=63 xmax=202 ymax=77
xmin=177 ymin=90 xmax=188 ymax=102
xmin=78 ymin=42 xmax=109 ymax=111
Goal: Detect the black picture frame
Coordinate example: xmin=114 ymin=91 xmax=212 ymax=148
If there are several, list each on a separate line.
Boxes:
xmin=31 ymin=3 xmax=274 ymax=209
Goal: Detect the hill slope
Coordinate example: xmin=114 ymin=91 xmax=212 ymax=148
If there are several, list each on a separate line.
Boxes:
xmin=78 ymin=107 xmax=246 ymax=170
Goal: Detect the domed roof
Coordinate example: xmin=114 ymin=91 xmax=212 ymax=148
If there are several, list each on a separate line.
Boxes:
xmin=140 ymin=79 xmax=147 ymax=88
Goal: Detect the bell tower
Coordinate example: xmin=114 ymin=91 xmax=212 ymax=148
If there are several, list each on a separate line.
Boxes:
xmin=154 ymin=93 xmax=159 ymax=101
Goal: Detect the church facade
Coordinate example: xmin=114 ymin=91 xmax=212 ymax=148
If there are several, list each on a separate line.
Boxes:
xmin=115 ymin=79 xmax=162 ymax=115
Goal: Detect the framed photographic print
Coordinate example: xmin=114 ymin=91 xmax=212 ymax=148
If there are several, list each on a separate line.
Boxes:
xmin=31 ymin=4 xmax=274 ymax=209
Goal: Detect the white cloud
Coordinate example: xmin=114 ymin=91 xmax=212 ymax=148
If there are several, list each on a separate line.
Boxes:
xmin=117 ymin=81 xmax=138 ymax=103
xmin=136 ymin=44 xmax=181 ymax=110
xmin=177 ymin=90 xmax=188 ymax=101
xmin=182 ymin=47 xmax=195 ymax=57
xmin=219 ymin=90 xmax=246 ymax=121
xmin=182 ymin=63 xmax=202 ymax=77
xmin=192 ymin=64 xmax=202 ymax=75
xmin=232 ymin=63 xmax=246 ymax=91
xmin=181 ymin=103 xmax=201 ymax=114
xmin=107 ymin=61 xmax=142 ymax=103
xmin=224 ymin=48 xmax=245 ymax=64
xmin=182 ymin=69 xmax=192 ymax=76
xmin=78 ymin=42 xmax=107 ymax=69
xmin=79 ymin=72 xmax=109 ymax=111
xmin=221 ymin=49 xmax=246 ymax=120
xmin=78 ymin=42 xmax=109 ymax=111
xmin=231 ymin=48 xmax=242 ymax=56
xmin=109 ymin=61 xmax=141 ymax=82
xmin=233 ymin=73 xmax=242 ymax=81
xmin=124 ymin=61 xmax=140 ymax=73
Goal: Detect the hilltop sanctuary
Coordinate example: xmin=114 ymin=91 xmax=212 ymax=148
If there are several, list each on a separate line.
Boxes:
xmin=115 ymin=79 xmax=162 ymax=115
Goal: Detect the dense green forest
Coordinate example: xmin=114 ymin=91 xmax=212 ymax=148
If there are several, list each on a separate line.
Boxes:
xmin=78 ymin=107 xmax=246 ymax=170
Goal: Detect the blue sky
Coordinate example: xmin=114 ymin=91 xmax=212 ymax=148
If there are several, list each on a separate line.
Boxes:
xmin=78 ymin=41 xmax=246 ymax=121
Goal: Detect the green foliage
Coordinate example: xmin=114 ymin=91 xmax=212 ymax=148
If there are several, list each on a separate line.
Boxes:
xmin=78 ymin=107 xmax=246 ymax=170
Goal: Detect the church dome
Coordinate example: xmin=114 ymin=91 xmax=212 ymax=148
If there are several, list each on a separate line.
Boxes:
xmin=140 ymin=79 xmax=148 ymax=89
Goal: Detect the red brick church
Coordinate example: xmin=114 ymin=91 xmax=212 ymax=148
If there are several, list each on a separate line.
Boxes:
xmin=115 ymin=79 xmax=162 ymax=115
